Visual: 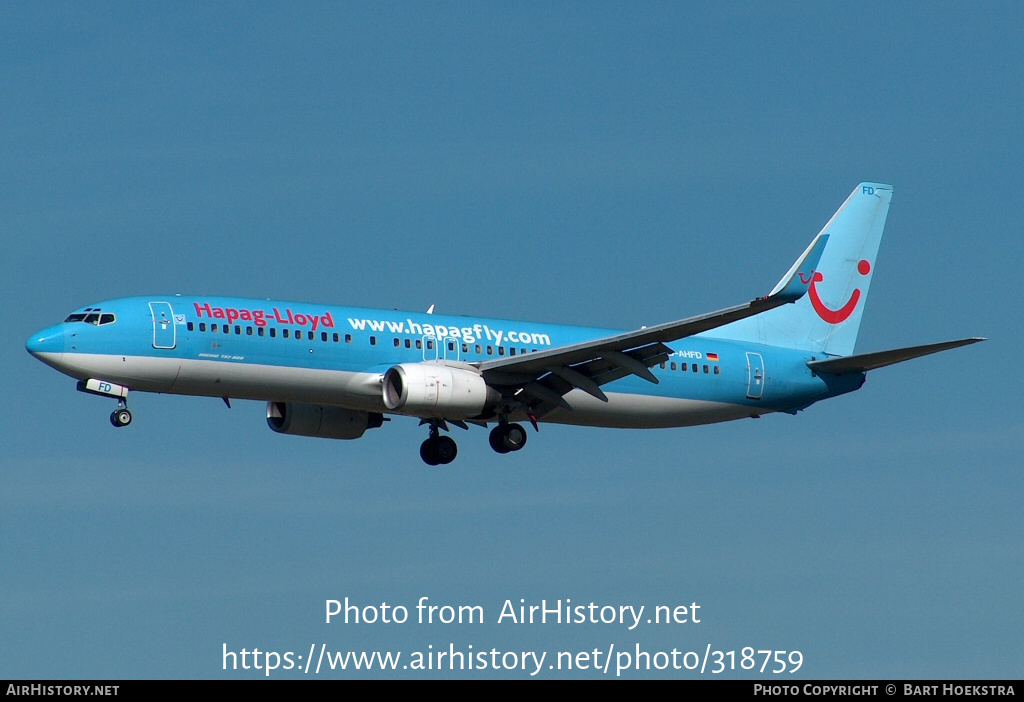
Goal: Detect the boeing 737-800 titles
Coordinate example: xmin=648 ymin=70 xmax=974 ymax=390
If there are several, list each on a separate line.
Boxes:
xmin=27 ymin=183 xmax=982 ymax=464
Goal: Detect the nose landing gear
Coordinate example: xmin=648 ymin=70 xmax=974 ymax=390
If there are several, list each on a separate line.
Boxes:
xmin=110 ymin=403 xmax=132 ymax=427
xmin=77 ymin=379 xmax=133 ymax=428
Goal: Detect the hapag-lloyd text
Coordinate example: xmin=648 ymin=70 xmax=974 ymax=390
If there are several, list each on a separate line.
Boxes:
xmin=346 ymin=318 xmax=552 ymax=346
xmin=193 ymin=303 xmax=333 ymax=331
xmin=190 ymin=302 xmax=552 ymax=346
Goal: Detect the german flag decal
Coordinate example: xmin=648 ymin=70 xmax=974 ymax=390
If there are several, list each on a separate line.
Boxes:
xmin=706 ymin=353 xmax=719 ymax=361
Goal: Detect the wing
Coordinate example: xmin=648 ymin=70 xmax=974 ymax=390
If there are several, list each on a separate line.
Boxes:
xmin=475 ymin=233 xmax=829 ymax=414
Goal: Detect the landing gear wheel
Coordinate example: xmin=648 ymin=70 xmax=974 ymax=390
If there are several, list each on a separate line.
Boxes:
xmin=420 ymin=438 xmax=440 ymax=465
xmin=435 ymin=436 xmax=457 ymax=464
xmin=421 ymin=436 xmax=458 ymax=465
xmin=110 ymin=409 xmax=132 ymax=427
xmin=489 ymin=423 xmax=527 ymax=453
xmin=504 ymin=423 xmax=527 ymax=451
xmin=489 ymin=426 xmax=511 ymax=454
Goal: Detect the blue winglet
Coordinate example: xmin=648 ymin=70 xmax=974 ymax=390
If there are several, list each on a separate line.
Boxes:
xmin=768 ymin=233 xmax=830 ymax=303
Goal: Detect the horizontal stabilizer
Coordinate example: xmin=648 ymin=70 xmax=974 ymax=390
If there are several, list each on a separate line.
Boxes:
xmin=807 ymin=337 xmax=985 ymax=375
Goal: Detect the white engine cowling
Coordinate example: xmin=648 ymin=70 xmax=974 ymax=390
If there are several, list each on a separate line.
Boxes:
xmin=382 ymin=363 xmax=498 ymax=418
xmin=266 ymin=402 xmax=384 ymax=440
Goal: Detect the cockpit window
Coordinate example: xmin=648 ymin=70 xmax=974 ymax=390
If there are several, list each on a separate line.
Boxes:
xmin=63 ymin=310 xmax=116 ymax=325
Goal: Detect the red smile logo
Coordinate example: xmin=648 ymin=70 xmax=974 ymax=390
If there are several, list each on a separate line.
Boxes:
xmin=800 ymin=260 xmax=871 ymax=324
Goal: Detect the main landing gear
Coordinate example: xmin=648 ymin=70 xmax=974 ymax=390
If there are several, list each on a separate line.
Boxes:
xmin=418 ymin=418 xmax=530 ymax=465
xmin=489 ymin=422 xmax=527 ymax=454
xmin=420 ymin=422 xmax=458 ymax=466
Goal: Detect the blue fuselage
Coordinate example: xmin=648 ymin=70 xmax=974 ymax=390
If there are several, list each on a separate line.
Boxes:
xmin=27 ymin=295 xmax=864 ymax=429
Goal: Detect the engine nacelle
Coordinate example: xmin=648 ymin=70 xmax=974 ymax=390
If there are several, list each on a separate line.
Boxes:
xmin=266 ymin=402 xmax=384 ymax=440
xmin=382 ymin=363 xmax=498 ymax=418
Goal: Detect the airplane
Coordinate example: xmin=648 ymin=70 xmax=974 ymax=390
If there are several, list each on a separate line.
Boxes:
xmin=27 ymin=183 xmax=983 ymax=465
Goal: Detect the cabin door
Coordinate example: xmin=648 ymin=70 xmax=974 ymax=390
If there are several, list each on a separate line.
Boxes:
xmin=150 ymin=302 xmax=176 ymax=349
xmin=745 ymin=352 xmax=765 ymax=400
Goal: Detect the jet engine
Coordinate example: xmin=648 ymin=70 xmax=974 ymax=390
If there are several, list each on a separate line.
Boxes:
xmin=266 ymin=401 xmax=384 ymax=440
xmin=382 ymin=363 xmax=499 ymax=418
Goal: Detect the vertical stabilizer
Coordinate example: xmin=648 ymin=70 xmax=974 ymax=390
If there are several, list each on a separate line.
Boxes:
xmin=716 ymin=183 xmax=893 ymax=356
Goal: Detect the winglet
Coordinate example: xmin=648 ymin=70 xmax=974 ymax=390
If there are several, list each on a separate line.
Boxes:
xmin=767 ymin=233 xmax=830 ymax=303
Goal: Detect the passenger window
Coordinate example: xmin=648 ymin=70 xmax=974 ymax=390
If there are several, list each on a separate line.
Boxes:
xmin=283 ymin=329 xmax=290 ymax=338
xmin=498 ymin=346 xmax=505 ymax=356
xmin=370 ymin=336 xmax=376 ymax=345
xmin=247 ymin=326 xmax=253 ymax=335
xmin=475 ymin=345 xmax=481 ymax=354
xmin=660 ymin=362 xmax=666 ymax=369
xmin=426 ymin=340 xmax=433 ymax=350
xmin=222 ymin=325 xmax=229 ymax=333
xmin=487 ymin=345 xmax=493 ymax=355
xmin=394 ymin=338 xmax=400 ymax=347
xmin=307 ymin=331 xmax=314 ymax=340
xmin=415 ymin=339 xmax=421 ymax=349
xmin=199 ymin=323 xmax=206 ymax=332
xmin=258 ymin=327 xmax=265 ymax=337
xmin=510 ymin=347 xmax=516 ymax=356
xmin=234 ymin=325 xmax=241 ymax=334
xmin=187 ymin=322 xmax=194 ymax=331
xmin=297 ymin=332 xmax=303 ymax=341
xmin=405 ymin=339 xmax=411 ymax=348
xmin=703 ymin=365 xmax=709 ymax=374
xmin=714 ymin=365 xmax=721 ymax=375
xmin=333 ymin=333 xmax=339 ymax=342
xmin=270 ymin=328 xmax=277 ymax=338
xmin=671 ymin=362 xmax=676 ymax=371
xmin=448 ymin=342 xmax=455 ymax=352
xmin=322 ymin=332 xmax=328 ymax=341
xmin=691 ymin=364 xmax=698 ymax=372
xmin=345 ymin=334 xmax=352 ymax=343
xmin=212 ymin=324 xmax=219 ymax=333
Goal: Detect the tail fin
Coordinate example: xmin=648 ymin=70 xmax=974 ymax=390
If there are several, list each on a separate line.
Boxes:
xmin=717 ymin=182 xmax=893 ymax=356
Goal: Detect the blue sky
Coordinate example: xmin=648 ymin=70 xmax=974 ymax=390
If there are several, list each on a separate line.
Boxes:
xmin=2 ymin=2 xmax=1021 ymax=679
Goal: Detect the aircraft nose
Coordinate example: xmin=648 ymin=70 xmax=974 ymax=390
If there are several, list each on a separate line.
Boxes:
xmin=26 ymin=325 xmax=66 ymax=359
